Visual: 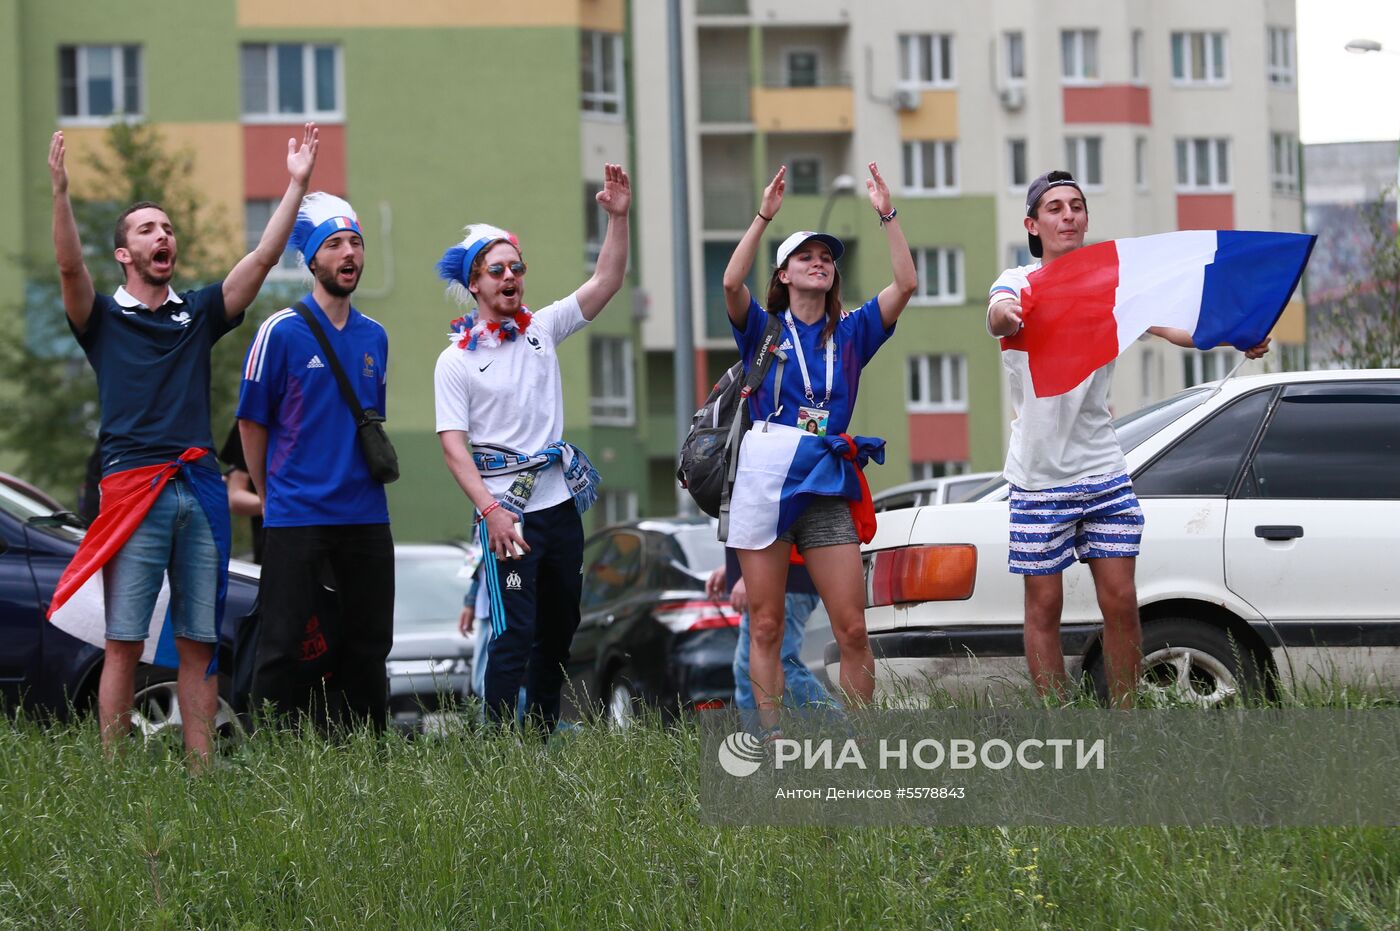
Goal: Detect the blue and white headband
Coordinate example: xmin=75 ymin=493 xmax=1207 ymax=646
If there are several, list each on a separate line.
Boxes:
xmin=436 ymin=223 xmax=520 ymax=306
xmin=288 ymin=192 xmax=363 ymax=262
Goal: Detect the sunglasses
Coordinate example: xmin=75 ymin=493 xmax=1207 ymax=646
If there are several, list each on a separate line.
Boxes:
xmin=484 ymin=261 xmax=526 ymax=278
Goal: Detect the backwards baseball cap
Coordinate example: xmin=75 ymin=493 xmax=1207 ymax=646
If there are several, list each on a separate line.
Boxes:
xmin=1024 ymin=170 xmax=1084 ymax=258
xmin=775 ymin=230 xmax=845 ymax=268
xmin=435 ymin=223 xmax=521 ymax=305
xmin=288 ymin=192 xmax=362 ymax=262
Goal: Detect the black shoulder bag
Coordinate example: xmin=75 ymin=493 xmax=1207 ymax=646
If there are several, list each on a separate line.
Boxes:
xmin=292 ymin=302 xmax=400 ymax=484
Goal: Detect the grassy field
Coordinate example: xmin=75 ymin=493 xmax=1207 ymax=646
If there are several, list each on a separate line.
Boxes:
xmin=1 ymin=703 xmax=1397 ymax=931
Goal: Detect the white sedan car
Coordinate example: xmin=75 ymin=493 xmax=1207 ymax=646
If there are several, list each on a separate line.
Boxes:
xmin=835 ymin=369 xmax=1400 ymax=705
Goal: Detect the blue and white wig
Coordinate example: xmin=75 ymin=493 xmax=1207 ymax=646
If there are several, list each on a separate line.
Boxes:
xmin=436 ymin=223 xmax=520 ymax=306
xmin=288 ymin=192 xmax=362 ymax=264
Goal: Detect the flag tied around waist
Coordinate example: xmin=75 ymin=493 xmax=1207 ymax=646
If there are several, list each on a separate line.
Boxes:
xmin=727 ymin=424 xmax=885 ymax=552
xmin=47 ymin=449 xmax=232 ymax=673
xmin=1000 ymin=230 xmax=1316 ymax=398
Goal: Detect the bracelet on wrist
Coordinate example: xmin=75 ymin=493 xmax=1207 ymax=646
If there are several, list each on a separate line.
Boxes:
xmin=757 ymin=211 xmax=773 ymax=222
xmin=879 ymin=207 xmax=897 ymax=224
xmin=480 ymin=500 xmax=502 ymax=519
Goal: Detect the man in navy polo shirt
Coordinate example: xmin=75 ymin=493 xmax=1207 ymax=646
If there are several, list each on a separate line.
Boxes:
xmin=237 ymin=192 xmax=393 ymax=732
xmin=47 ymin=125 xmax=320 ymax=764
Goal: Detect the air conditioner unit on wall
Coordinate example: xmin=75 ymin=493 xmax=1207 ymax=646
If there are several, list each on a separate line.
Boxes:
xmin=1000 ymin=86 xmax=1026 ymax=111
xmin=892 ymin=87 xmax=920 ymax=112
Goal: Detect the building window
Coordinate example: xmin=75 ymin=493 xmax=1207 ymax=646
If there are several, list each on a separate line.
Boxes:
xmin=906 ymin=353 xmax=967 ymax=412
xmin=245 ymin=200 xmax=304 ymax=279
xmin=899 ymin=33 xmax=955 ymax=88
xmin=580 ymin=31 xmax=624 ymax=116
xmin=1135 ymin=136 xmax=1148 ymax=190
xmin=584 ymin=183 xmax=607 ymax=263
xmin=788 ymin=157 xmax=822 ymax=195
xmin=786 ymin=49 xmax=819 ymax=87
xmin=1008 ymin=244 xmax=1033 ymax=268
xmin=1064 ymin=136 xmax=1103 ymax=188
xmin=1175 ymin=137 xmax=1231 ymax=191
xmin=1060 ymin=30 xmax=1099 ymax=83
xmin=912 ymin=247 xmax=964 ymax=305
xmin=1270 ymin=133 xmax=1299 ymax=194
xmin=1268 ymin=27 xmax=1296 ymax=86
xmin=58 ymin=45 xmax=142 ymax=121
xmin=599 ymin=489 xmax=639 ymax=526
xmin=1183 ymin=347 xmax=1236 ymax=387
xmin=1003 ymin=31 xmax=1025 ymax=84
xmin=241 ymin=44 xmax=342 ymax=120
xmin=902 ymin=141 xmax=958 ymax=194
xmin=1171 ymin=31 xmax=1228 ymax=85
xmin=912 ymin=460 xmax=970 ymax=482
xmin=590 ymin=336 xmax=634 ymax=425
xmin=1131 ymin=29 xmax=1145 ymax=82
xmin=1008 ymin=138 xmax=1028 ymax=188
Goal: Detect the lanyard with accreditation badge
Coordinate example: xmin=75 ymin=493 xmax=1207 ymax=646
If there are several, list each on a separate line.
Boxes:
xmin=784 ymin=310 xmax=834 ymax=436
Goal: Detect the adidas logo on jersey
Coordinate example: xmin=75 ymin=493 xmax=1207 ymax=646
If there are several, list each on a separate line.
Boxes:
xmin=307 ymin=355 xmax=326 ymax=369
xmin=778 ymin=339 xmax=794 ymax=351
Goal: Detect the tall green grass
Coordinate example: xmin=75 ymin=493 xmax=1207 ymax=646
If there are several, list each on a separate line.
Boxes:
xmin=0 ymin=708 xmax=1396 ymax=930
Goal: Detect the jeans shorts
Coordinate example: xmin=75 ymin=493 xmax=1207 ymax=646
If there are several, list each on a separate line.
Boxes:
xmin=778 ymin=495 xmax=859 ymax=552
xmin=103 ymin=477 xmax=220 ymax=643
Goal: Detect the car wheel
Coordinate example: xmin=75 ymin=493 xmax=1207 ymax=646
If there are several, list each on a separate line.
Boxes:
xmin=1090 ymin=618 xmax=1264 ymax=707
xmin=131 ymin=668 xmax=245 ymax=744
xmin=605 ymin=668 xmax=643 ymax=730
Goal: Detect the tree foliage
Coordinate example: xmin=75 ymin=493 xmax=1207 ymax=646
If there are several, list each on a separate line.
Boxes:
xmin=0 ymin=122 xmax=298 ymax=506
xmin=1316 ymin=190 xmax=1400 ymax=370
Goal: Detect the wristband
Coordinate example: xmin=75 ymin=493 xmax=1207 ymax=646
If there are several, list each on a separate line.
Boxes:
xmin=757 ymin=211 xmax=773 ymax=222
xmin=480 ymin=500 xmax=502 ymax=519
xmin=879 ymin=207 xmax=897 ymax=224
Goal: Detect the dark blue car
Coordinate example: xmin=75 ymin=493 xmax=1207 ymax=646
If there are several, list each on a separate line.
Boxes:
xmin=0 ymin=477 xmax=259 ymax=738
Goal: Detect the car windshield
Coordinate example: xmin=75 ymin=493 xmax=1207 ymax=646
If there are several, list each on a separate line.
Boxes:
xmin=964 ymin=387 xmax=1215 ymax=501
xmin=394 ymin=552 xmax=472 ymax=633
xmin=672 ymin=526 xmax=725 ymax=574
xmin=0 ymin=482 xmax=85 ymax=542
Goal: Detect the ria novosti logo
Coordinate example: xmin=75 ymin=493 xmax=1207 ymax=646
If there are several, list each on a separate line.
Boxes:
xmin=717 ymin=732 xmax=765 ymax=777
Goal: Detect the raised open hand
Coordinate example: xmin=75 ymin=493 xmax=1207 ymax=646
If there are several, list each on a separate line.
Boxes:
xmin=865 ymin=161 xmax=892 ymax=217
xmin=48 ymin=132 xmax=70 ymax=196
xmin=759 ymin=165 xmax=786 ymax=220
xmin=286 ymin=122 xmax=319 ymax=186
xmin=596 ymin=162 xmax=632 ymax=217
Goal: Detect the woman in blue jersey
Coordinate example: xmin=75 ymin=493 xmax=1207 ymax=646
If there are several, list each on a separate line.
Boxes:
xmin=722 ymin=162 xmax=916 ymax=729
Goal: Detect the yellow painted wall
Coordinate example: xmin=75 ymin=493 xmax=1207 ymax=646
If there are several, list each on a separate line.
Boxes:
xmin=750 ymin=87 xmax=854 ymax=133
xmin=897 ymin=90 xmax=959 ymax=139
xmin=60 ymin=123 xmax=245 ymax=243
xmin=238 ymin=0 xmax=580 ymax=28
xmin=1272 ymin=298 xmax=1306 ymax=344
xmin=579 ymin=0 xmax=625 ymax=33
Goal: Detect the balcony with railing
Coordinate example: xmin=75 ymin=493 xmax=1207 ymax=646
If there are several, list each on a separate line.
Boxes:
xmin=701 ymin=184 xmax=756 ymax=232
xmin=697 ymin=0 xmax=748 ymax=15
xmin=699 ymin=74 xmax=752 ymax=124
xmin=751 ymin=74 xmax=854 ymax=134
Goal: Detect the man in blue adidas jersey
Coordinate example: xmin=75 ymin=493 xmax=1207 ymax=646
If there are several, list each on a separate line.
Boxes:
xmin=237 ymin=193 xmax=393 ymax=732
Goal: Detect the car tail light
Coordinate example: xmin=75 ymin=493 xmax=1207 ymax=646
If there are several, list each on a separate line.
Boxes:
xmin=694 ymin=699 xmax=727 ymax=711
xmin=655 ymin=600 xmax=741 ymax=633
xmin=867 ymin=545 xmax=977 ymax=607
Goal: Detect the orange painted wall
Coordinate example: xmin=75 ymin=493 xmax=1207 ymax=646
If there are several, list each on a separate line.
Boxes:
xmin=1062 ymin=86 xmax=1150 ymax=125
xmin=1175 ymin=194 xmax=1234 ymax=230
xmin=244 ymin=124 xmax=346 ymax=199
xmin=908 ymin=412 xmax=970 ymax=461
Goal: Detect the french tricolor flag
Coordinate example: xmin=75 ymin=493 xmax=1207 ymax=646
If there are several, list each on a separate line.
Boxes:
xmin=999 ymin=230 xmax=1316 ymax=398
xmin=726 ymin=425 xmax=884 ymax=551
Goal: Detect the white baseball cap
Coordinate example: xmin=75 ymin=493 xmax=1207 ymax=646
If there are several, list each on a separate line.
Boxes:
xmin=775 ymin=230 xmax=845 ymax=268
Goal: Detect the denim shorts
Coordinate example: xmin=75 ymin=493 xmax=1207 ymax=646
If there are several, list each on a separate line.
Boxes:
xmin=103 ymin=477 xmax=220 ymax=643
xmin=778 ymin=495 xmax=859 ymax=552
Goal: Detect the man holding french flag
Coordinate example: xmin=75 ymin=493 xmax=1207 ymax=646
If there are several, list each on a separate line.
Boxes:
xmin=987 ymin=169 xmax=1309 ymax=708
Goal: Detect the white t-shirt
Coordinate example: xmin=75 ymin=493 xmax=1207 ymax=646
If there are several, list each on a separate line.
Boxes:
xmin=434 ymin=293 xmax=589 ymax=512
xmin=988 ymin=263 xmax=1126 ymax=490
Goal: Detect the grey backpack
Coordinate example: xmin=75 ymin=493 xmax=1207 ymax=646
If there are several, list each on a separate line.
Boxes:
xmin=676 ymin=312 xmax=786 ymax=538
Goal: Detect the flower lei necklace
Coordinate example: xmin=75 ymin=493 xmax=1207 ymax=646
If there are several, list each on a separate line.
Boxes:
xmin=448 ymin=310 xmax=533 ymax=351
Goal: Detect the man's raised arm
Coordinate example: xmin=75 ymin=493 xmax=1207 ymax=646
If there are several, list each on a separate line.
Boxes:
xmin=49 ymin=133 xmax=95 ymax=332
xmin=574 ymin=163 xmax=632 ymax=321
xmin=222 ymin=123 xmax=319 ymax=319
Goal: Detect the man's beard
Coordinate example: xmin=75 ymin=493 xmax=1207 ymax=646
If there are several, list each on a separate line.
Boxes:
xmin=131 ymin=251 xmax=174 ymax=287
xmin=312 ymin=260 xmax=360 ymax=297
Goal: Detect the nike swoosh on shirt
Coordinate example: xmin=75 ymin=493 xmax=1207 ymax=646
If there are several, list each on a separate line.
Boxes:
xmin=479 ymin=362 xmax=494 ymax=372
xmin=121 ymin=309 xmax=138 ymax=315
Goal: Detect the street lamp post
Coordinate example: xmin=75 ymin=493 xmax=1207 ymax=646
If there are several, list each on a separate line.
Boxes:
xmin=817 ymin=173 xmax=858 ymax=231
xmin=1345 ymin=38 xmax=1400 ymax=227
